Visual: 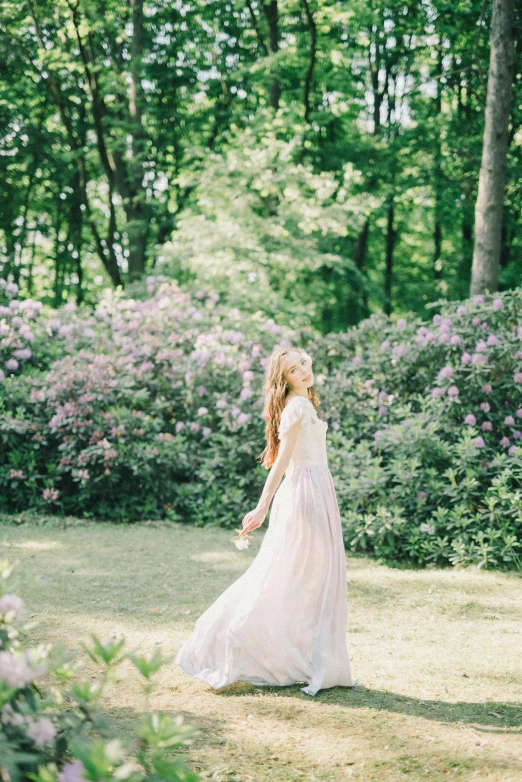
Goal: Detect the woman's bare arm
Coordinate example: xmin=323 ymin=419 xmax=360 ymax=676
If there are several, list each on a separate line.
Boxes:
xmin=241 ymin=419 xmax=301 ymax=535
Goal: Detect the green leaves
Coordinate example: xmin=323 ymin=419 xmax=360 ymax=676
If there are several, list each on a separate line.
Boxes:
xmin=81 ymin=634 xmax=126 ymax=667
xmin=0 ymin=560 xmax=202 ymax=781
xmin=136 ymin=713 xmax=199 ymax=750
xmin=128 ymin=648 xmax=173 ymax=680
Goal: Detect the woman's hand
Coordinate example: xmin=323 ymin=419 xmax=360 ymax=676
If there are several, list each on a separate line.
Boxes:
xmin=241 ymin=507 xmax=267 ymax=536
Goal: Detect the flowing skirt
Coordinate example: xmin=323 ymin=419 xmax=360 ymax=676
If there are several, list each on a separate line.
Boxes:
xmin=175 ymin=464 xmax=356 ymax=696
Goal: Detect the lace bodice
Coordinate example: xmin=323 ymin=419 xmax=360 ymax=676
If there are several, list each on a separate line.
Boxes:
xmin=277 ymin=396 xmax=329 ymax=477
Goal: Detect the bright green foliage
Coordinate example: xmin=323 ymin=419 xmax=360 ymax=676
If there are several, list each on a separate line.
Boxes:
xmin=0 ymin=560 xmax=200 ymax=782
xmin=1 ymin=272 xmax=522 ymax=568
xmin=1 ymin=0 xmax=521 ymax=319
xmin=315 ymin=290 xmax=522 ymax=569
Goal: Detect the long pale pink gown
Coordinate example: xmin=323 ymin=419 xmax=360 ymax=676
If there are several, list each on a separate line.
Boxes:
xmin=175 ymin=395 xmax=357 ymax=696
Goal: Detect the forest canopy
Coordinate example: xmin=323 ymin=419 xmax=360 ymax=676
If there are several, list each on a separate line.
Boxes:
xmin=0 ymin=0 xmax=520 ymax=332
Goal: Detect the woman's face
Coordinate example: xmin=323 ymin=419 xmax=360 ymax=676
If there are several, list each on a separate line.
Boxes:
xmin=283 ymin=350 xmax=313 ymax=392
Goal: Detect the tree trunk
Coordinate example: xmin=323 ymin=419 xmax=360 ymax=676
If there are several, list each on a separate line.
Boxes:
xmin=263 ymin=1 xmax=281 ymax=110
xmin=433 ymin=38 xmax=443 ymax=280
xmin=384 ymin=196 xmax=395 ymax=315
xmin=300 ymin=0 xmax=316 ymax=124
xmin=470 ymin=0 xmax=515 ymax=295
xmin=126 ymin=0 xmax=148 ymax=280
xmin=354 ymin=218 xmax=370 ymax=316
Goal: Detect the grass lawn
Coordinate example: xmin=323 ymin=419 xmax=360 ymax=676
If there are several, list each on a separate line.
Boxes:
xmin=0 ymin=515 xmax=521 ymax=782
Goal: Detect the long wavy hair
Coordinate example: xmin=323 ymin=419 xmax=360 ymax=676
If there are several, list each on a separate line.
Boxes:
xmin=257 ymin=345 xmax=321 ymax=470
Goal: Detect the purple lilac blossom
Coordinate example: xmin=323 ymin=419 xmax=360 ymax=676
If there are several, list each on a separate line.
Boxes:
xmin=514 ymin=372 xmax=522 ymax=383
xmin=438 ymin=366 xmax=453 ymax=379
xmin=509 ymin=445 xmax=517 ymax=457
xmin=513 ymin=431 xmax=521 ymax=439
xmin=505 ymin=416 xmax=515 ymax=426
xmin=447 ymin=385 xmax=459 ymax=398
xmin=492 ymin=298 xmax=503 ymax=311
xmin=450 ymin=335 xmax=461 ymax=346
xmin=473 ymin=436 xmax=485 ymax=448
xmin=500 ymin=436 xmax=510 ymax=447
xmin=13 ymin=348 xmax=31 ymax=360
xmin=0 ymin=594 xmax=24 ymax=619
xmin=26 ymin=717 xmax=56 ymax=748
xmin=482 ymin=421 xmax=492 ymax=431
xmin=0 ymin=651 xmax=39 ymax=687
xmin=431 ymin=388 xmax=443 ymax=399
xmin=464 ymin=414 xmax=476 ymax=426
xmin=481 ymin=384 xmax=492 ymax=394
xmin=1 ymin=703 xmax=25 ymax=726
xmin=461 ymin=352 xmax=472 ymax=365
xmin=481 ymin=402 xmax=490 ymax=412
xmin=58 ymin=761 xmax=88 ymax=782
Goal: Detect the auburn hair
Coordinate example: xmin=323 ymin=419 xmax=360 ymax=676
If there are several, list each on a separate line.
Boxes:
xmin=257 ymin=345 xmax=321 ymax=470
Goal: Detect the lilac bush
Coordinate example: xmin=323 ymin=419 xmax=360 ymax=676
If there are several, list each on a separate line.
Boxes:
xmin=1 ymin=278 xmax=308 ymax=522
xmin=313 ymin=289 xmax=522 ymax=569
xmin=0 ymin=559 xmax=200 ymax=782
xmin=2 ymin=274 xmax=522 ymax=568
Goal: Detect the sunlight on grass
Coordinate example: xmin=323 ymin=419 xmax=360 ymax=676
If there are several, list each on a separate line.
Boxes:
xmin=0 ymin=538 xmax=65 ymax=550
xmin=0 ymin=518 xmax=521 ymax=781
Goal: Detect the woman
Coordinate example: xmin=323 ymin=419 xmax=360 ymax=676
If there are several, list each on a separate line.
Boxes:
xmin=175 ymin=346 xmax=358 ymax=696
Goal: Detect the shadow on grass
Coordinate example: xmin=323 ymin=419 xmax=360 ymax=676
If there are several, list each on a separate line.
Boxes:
xmin=92 ymin=703 xmax=232 ymax=754
xmin=214 ymin=682 xmax=522 ymax=733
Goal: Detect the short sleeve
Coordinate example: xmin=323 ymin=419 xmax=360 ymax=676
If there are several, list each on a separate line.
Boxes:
xmin=277 ymin=397 xmax=314 ymax=441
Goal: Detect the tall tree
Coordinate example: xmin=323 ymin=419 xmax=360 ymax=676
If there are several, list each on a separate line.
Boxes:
xmin=470 ymin=0 xmax=516 ymax=294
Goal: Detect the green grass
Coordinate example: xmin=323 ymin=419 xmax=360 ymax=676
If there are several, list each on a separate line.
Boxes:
xmin=1 ymin=514 xmax=521 ymax=781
